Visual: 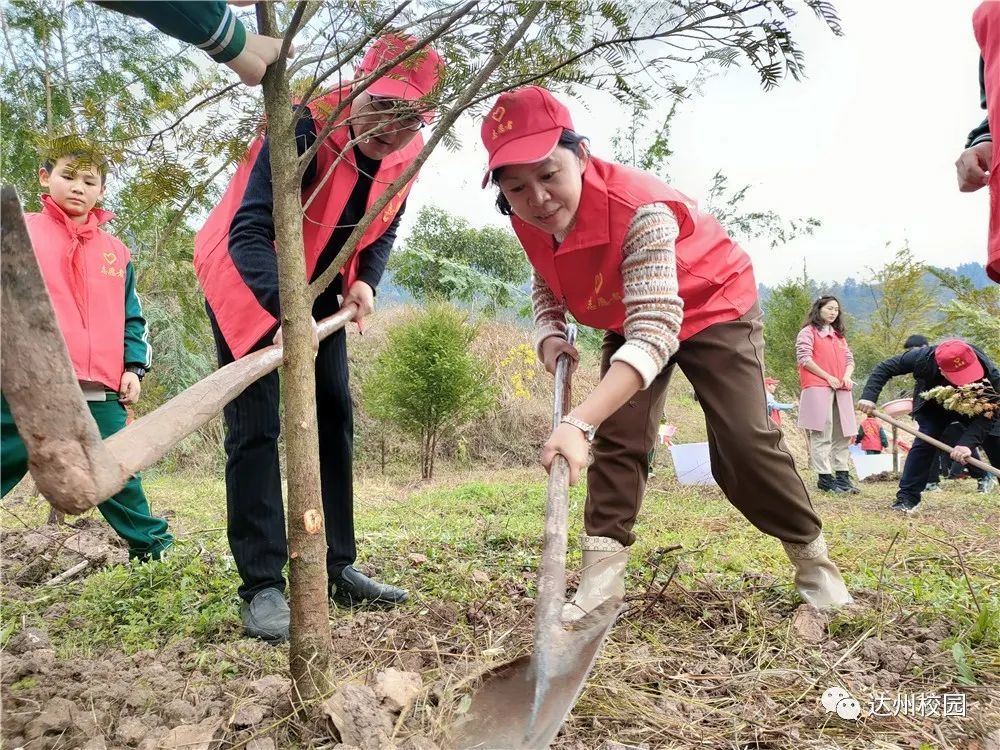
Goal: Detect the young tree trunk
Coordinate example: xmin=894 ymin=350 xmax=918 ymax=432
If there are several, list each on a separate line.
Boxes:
xmin=256 ymin=5 xmax=333 ymax=705
xmin=428 ymin=427 xmax=437 ymax=480
xmin=420 ymin=427 xmax=430 ymax=480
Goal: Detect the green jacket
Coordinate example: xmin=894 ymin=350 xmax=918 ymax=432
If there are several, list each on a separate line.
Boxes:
xmin=96 ymin=2 xmax=247 ymax=63
xmin=124 ymin=261 xmax=152 ymax=368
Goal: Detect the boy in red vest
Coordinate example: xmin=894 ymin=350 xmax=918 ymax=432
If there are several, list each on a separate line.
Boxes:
xmin=855 ymin=415 xmax=888 ymax=454
xmin=1 ymin=151 xmax=173 ymax=560
xmin=194 ymin=34 xmax=444 ymax=643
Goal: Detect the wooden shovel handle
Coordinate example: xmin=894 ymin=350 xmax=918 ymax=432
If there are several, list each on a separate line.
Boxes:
xmin=872 ymin=409 xmax=1000 ymax=478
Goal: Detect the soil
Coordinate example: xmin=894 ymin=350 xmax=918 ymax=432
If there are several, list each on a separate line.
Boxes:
xmin=2 ymin=521 xmax=998 ymax=749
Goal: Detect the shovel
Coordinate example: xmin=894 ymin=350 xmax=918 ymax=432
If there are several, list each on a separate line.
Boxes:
xmin=451 ymin=324 xmax=623 ymax=749
xmin=873 ymin=409 xmax=1000 ymax=478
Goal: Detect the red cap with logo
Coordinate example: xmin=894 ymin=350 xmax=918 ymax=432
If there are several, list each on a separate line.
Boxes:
xmin=934 ymin=339 xmax=985 ymax=386
xmin=356 ymin=34 xmax=444 ymax=122
xmin=764 ymin=377 xmax=779 ymax=386
xmin=480 ymin=86 xmax=574 ymax=187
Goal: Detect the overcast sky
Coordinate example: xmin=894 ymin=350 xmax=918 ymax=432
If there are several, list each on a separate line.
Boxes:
xmin=401 ymin=0 xmax=990 ymax=287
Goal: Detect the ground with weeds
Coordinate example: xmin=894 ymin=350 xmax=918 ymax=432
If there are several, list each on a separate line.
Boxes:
xmin=1 ymin=463 xmax=998 ymax=749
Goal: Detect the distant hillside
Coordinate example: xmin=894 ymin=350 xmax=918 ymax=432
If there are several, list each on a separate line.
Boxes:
xmin=757 ymin=262 xmax=991 ymax=322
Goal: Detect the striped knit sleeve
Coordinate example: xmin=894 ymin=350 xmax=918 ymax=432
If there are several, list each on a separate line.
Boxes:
xmin=531 ymin=269 xmax=569 ymax=358
xmin=608 ymin=203 xmax=684 ymax=389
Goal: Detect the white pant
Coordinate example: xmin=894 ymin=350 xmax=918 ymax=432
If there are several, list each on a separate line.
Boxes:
xmin=808 ymin=398 xmax=850 ymax=474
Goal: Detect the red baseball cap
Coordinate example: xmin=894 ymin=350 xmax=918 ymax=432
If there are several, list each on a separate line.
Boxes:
xmin=480 ymin=86 xmax=574 ymax=187
xmin=356 ymin=34 xmax=444 ymax=122
xmin=764 ymin=377 xmax=779 ymax=386
xmin=934 ymin=339 xmax=985 ymax=386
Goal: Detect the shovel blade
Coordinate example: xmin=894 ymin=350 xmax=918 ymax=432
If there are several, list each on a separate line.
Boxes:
xmin=449 ymin=598 xmax=621 ymax=749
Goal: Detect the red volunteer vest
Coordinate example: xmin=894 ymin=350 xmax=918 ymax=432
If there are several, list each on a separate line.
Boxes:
xmin=769 ymin=407 xmax=782 ymax=426
xmin=859 ymin=417 xmax=883 ymax=452
xmin=974 ymin=2 xmax=1000 ymax=283
xmin=194 ymin=86 xmax=421 ymax=359
xmin=797 ymin=325 xmax=850 ymax=389
xmin=512 ymin=157 xmax=757 ymax=341
xmin=25 ymin=195 xmax=129 ymax=391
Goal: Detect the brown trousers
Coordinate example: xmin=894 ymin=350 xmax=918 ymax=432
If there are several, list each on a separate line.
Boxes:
xmin=585 ymin=304 xmax=821 ymax=547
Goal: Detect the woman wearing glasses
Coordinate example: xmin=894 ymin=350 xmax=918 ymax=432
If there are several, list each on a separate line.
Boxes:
xmin=193 ymin=34 xmax=444 ymax=644
xmin=478 ymin=86 xmax=853 ymax=617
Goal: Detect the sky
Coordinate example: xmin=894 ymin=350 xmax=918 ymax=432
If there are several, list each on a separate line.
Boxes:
xmin=400 ymin=0 xmax=991 ymax=287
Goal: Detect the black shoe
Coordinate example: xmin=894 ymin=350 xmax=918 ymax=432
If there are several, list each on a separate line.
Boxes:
xmin=240 ymin=587 xmax=289 ymax=644
xmin=978 ymin=475 xmax=997 ymax=493
xmin=835 ymin=470 xmax=861 ymax=495
xmin=890 ymin=498 xmax=919 ymax=514
xmin=330 ymin=566 xmax=407 ymax=608
xmin=817 ymin=474 xmax=846 ymax=493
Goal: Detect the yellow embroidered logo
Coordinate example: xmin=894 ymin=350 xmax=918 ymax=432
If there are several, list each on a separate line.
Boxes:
xmin=382 ymin=195 xmax=402 ymax=223
xmin=585 ymin=273 xmax=620 ymax=311
xmin=101 ymin=251 xmax=123 ymax=278
xmin=491 ymin=106 xmax=506 ymax=122
xmin=953 ymin=357 xmax=966 ymax=368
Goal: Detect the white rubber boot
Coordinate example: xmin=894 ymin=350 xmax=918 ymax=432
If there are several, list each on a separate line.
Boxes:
xmin=782 ymin=533 xmax=854 ymax=609
xmin=562 ymin=535 xmax=628 ymax=622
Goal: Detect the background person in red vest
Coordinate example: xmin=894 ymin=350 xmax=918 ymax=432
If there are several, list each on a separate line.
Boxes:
xmin=479 ymin=86 xmax=852 ymax=617
xmin=955 ymin=2 xmax=1000 ymax=283
xmin=193 ymin=35 xmax=444 ymax=644
xmin=764 ymin=377 xmax=795 ymax=426
xmin=795 ymin=296 xmax=859 ymax=495
xmin=1 ymin=149 xmax=172 ymax=560
xmin=859 ymin=339 xmax=1000 ymax=513
xmin=855 ymin=415 xmax=888 ymax=455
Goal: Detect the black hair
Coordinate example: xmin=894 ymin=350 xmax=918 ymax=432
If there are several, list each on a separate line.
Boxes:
xmin=42 ymin=152 xmax=108 ymax=186
xmin=804 ymin=295 xmax=846 ymax=335
xmin=490 ymin=129 xmax=588 ymax=216
xmin=903 ymin=334 xmax=929 ymax=350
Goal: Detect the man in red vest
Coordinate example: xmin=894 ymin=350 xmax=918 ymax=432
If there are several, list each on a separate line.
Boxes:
xmin=194 ymin=35 xmax=444 ymax=643
xmin=956 ymin=2 xmax=1000 ymax=282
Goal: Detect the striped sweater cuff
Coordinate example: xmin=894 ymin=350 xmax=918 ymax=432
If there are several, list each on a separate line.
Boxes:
xmin=970 ymin=133 xmax=993 ymax=147
xmin=610 ymin=341 xmax=661 ymax=390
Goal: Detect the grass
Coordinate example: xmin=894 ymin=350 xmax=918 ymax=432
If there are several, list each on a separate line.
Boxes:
xmin=2 ymin=461 xmax=998 ymax=747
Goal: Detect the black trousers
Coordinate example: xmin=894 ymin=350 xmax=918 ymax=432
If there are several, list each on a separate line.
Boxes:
xmin=210 ymin=307 xmax=356 ymax=602
xmin=900 ymin=412 xmax=1000 ymax=505
xmin=925 ymin=422 xmax=986 ymax=483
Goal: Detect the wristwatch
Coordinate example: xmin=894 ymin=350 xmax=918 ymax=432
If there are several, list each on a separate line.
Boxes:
xmin=561 ymin=415 xmax=596 ymax=442
xmin=125 ymin=365 xmax=146 ymax=381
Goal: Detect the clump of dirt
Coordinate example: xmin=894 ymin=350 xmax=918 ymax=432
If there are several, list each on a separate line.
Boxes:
xmin=862 ymin=471 xmax=898 ymax=483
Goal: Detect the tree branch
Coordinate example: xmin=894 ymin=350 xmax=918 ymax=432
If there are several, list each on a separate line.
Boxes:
xmin=309 ymin=3 xmax=541 ymax=302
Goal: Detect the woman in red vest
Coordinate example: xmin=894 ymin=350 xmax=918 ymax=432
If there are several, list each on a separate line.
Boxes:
xmin=479 ymin=87 xmax=852 ymax=618
xmin=795 ymin=297 xmax=859 ymax=495
xmin=194 ymin=34 xmax=444 ymax=644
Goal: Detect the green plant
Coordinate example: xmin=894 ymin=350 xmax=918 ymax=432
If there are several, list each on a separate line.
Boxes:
xmin=363 ymin=303 xmax=496 ymax=478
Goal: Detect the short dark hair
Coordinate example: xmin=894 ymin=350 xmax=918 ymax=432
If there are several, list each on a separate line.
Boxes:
xmin=491 ymin=129 xmax=589 ymax=216
xmin=903 ymin=334 xmax=929 ymax=350
xmin=804 ymin=295 xmax=846 ymax=335
xmin=42 ymin=153 xmax=108 ymax=186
